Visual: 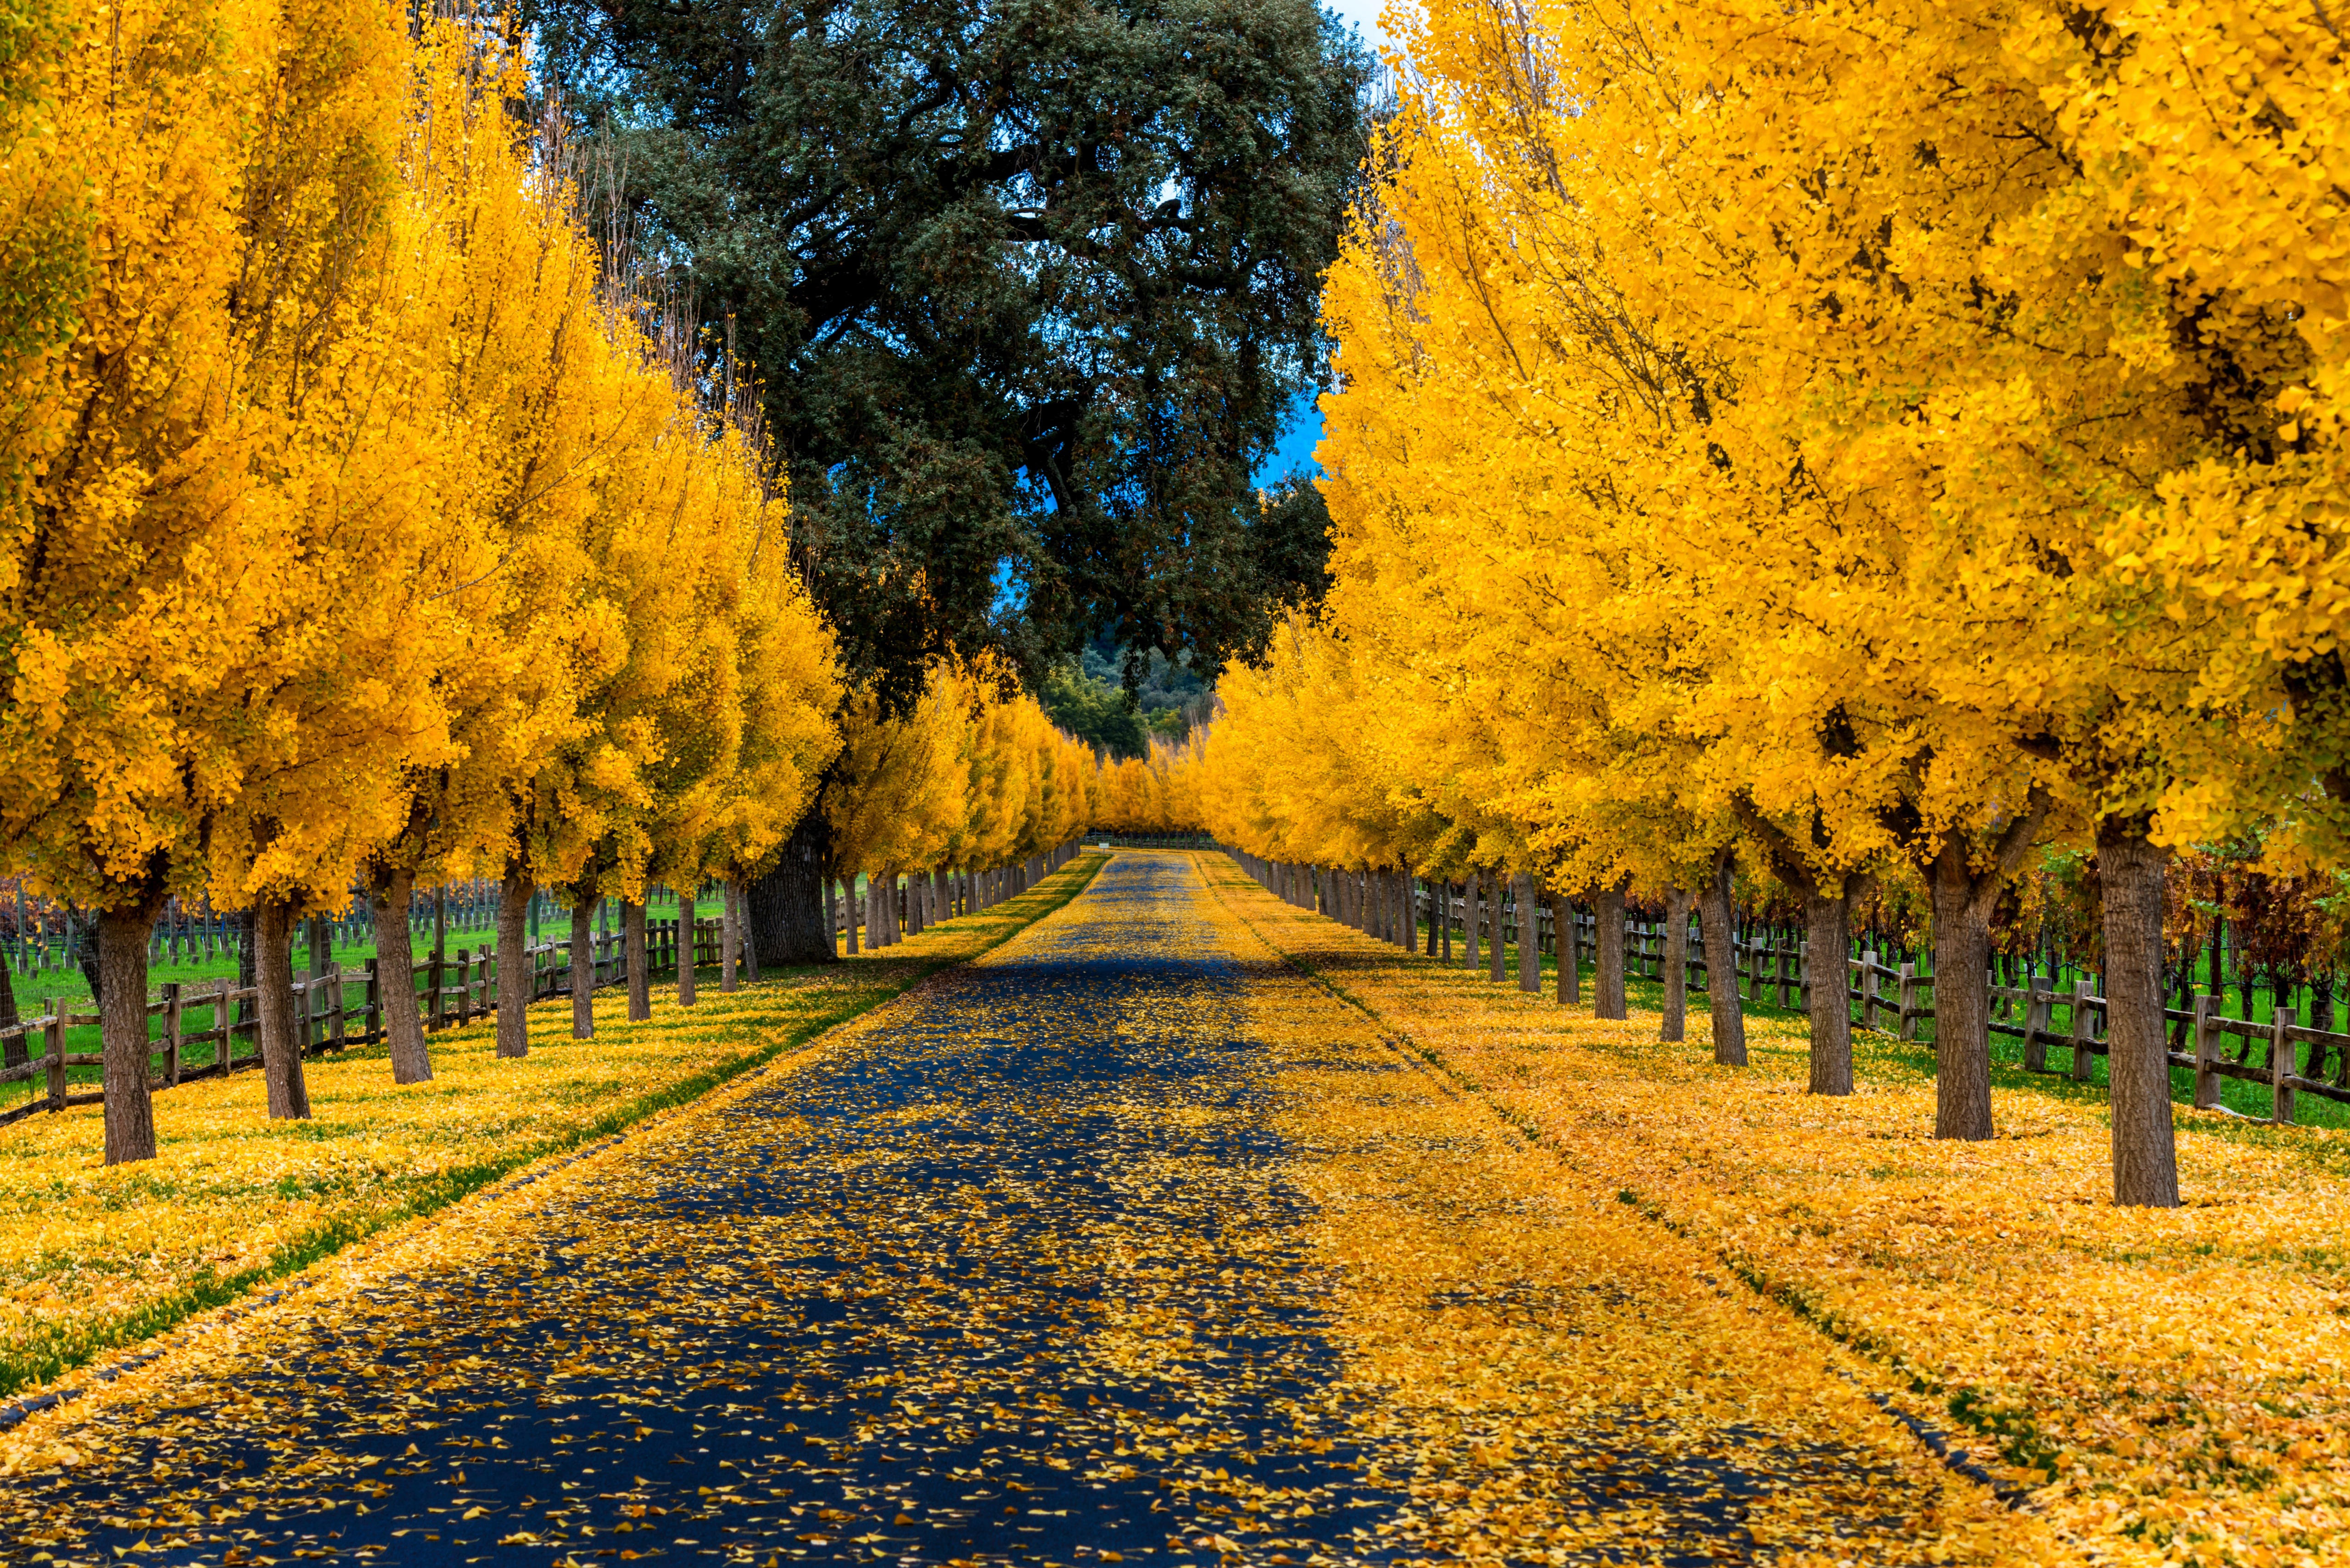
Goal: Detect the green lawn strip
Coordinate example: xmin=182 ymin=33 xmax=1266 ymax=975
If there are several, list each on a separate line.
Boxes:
xmin=1407 ymin=917 xmax=2350 ymax=1132
xmin=2 ymin=896 xmax=723 ymax=1087
xmin=0 ymin=853 xmax=1106 ymax=1402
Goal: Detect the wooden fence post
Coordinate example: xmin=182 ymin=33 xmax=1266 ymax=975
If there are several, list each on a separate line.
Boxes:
xmin=365 ymin=957 xmax=382 ymax=1045
xmin=44 ymin=1004 xmax=65 ymax=1110
xmin=214 ymin=976 xmax=234 ymax=1071
xmin=1859 ymin=950 xmax=1878 ymax=1032
xmin=2273 ymin=1005 xmax=2297 ymax=1125
xmin=2023 ymin=974 xmax=2051 ymax=1072
xmin=2193 ymin=993 xmax=2223 ymax=1109
xmin=162 ymin=982 xmax=183 ymax=1087
xmin=1897 ymin=963 xmax=1916 ymax=1042
xmin=329 ymin=968 xmax=345 ymax=1052
xmin=2070 ymin=978 xmax=2097 ymax=1083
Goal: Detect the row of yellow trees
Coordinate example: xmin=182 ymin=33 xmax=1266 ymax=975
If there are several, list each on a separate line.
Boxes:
xmin=1191 ymin=0 xmax=2350 ymax=1208
xmin=0 ymin=0 xmax=1096 ymax=1164
xmin=826 ymin=657 xmax=1102 ymax=943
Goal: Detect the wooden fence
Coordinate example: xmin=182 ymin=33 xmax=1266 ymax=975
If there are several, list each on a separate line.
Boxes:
xmin=0 ymin=836 xmax=1088 ymax=1130
xmin=1236 ymin=855 xmax=2350 ymax=1127
xmin=0 ymin=917 xmax=719 ymax=1128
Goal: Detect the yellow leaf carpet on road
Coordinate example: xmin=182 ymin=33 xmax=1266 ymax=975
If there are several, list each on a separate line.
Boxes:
xmin=0 ymin=858 xmax=1105 ymax=1402
xmin=1197 ymin=852 xmax=2350 ymax=1564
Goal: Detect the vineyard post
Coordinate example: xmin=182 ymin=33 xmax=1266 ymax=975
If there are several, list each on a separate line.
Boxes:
xmin=2192 ymin=994 xmax=2222 ymax=1108
xmin=2273 ymin=1007 xmax=2297 ymax=1124
xmin=162 ymin=982 xmax=182 ymax=1087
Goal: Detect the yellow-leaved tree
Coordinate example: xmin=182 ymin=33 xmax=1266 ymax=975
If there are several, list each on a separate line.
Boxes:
xmin=0 ymin=0 xmax=429 ymax=1160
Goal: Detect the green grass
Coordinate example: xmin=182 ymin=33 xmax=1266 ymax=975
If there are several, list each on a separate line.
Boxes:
xmin=1409 ymin=916 xmax=2350 ymax=1132
xmin=0 ymin=891 xmax=769 ymax=1100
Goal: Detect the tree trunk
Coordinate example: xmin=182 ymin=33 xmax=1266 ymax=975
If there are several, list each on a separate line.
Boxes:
xmin=747 ymin=804 xmax=836 ymax=965
xmin=675 ymin=882 xmax=697 ymax=1008
xmin=1698 ymin=854 xmax=1746 ymax=1065
xmin=99 ymin=902 xmax=162 ymax=1163
xmin=1595 ymin=883 xmax=1628 ymax=1019
xmin=1547 ymin=893 xmax=1571 ymax=1003
xmin=2102 ymin=817 xmax=2180 ymax=1207
xmin=253 ymin=897 xmax=313 ymax=1121
xmin=841 ymin=877 xmax=859 ymax=954
xmin=372 ymin=868 xmax=433 ymax=1081
xmin=722 ymin=878 xmax=740 ymax=993
xmin=623 ymin=899 xmax=650 ymax=1021
xmin=1488 ymin=875 xmax=1507 ymax=982
xmin=497 ymin=863 xmax=533 ymax=1058
xmin=1661 ymin=887 xmax=1693 ymax=1041
xmin=1930 ymin=836 xmax=1997 ymax=1139
xmin=1516 ymin=873 xmax=1540 ymax=993
xmin=1804 ymin=888 xmax=1855 ymax=1095
xmin=1463 ymin=870 xmax=1480 ymax=971
xmin=569 ymin=895 xmax=595 ymax=1040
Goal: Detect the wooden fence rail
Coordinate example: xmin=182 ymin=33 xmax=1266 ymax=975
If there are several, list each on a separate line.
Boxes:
xmin=0 ymin=917 xmax=723 ymax=1128
xmin=1232 ymin=854 xmax=2350 ymax=1128
xmin=0 ymin=834 xmax=1089 ymax=1132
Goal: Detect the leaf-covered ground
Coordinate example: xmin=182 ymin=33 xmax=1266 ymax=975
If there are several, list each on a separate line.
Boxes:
xmin=0 ymin=859 xmax=1106 ymax=1401
xmin=0 ymin=852 xmax=2034 ymax=1565
xmin=1196 ymin=856 xmax=2350 ymax=1563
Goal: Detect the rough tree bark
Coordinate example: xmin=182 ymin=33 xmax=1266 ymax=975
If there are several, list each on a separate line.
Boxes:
xmin=2101 ymin=815 xmax=2180 ymax=1206
xmin=1661 ymin=887 xmax=1693 ymax=1042
xmin=252 ymin=898 xmax=313 ymax=1121
xmin=496 ymin=864 xmax=534 ymax=1058
xmin=1697 ymin=851 xmax=1746 ymax=1066
xmin=1925 ymin=793 xmax=2047 ymax=1140
xmin=1595 ymin=883 xmax=1628 ymax=1019
xmin=675 ymin=882 xmax=697 ymax=1008
xmin=623 ymin=899 xmax=649 ymax=1021
xmin=1731 ymin=795 xmax=1865 ymax=1096
xmin=1803 ymin=890 xmax=1857 ymax=1096
xmin=569 ymin=893 xmax=595 ymax=1041
xmin=1516 ymin=873 xmax=1540 ymax=993
xmin=1463 ymin=870 xmax=1480 ymax=972
xmin=1550 ymin=892 xmax=1573 ymax=1003
xmin=371 ymin=866 xmax=434 ymax=1081
xmin=722 ymin=878 xmax=740 ymax=993
xmin=747 ymin=805 xmax=836 ymax=966
xmin=1488 ymin=874 xmax=1507 ymax=982
xmin=99 ymin=897 xmax=166 ymax=1163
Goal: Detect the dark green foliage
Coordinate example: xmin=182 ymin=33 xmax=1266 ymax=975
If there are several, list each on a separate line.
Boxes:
xmin=1042 ymin=663 xmax=1152 ymax=759
xmin=525 ymin=0 xmax=1370 ymax=709
xmin=1044 ymin=642 xmax=1213 ymax=757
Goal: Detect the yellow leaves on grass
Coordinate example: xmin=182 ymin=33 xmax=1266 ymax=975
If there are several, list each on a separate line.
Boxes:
xmin=0 ymin=856 xmax=1100 ymax=1402
xmin=1207 ymin=856 xmax=2350 ymax=1563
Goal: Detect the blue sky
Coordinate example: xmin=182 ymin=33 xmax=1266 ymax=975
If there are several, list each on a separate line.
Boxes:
xmin=1256 ymin=391 xmax=1326 ymax=485
xmin=1249 ymin=2 xmax=1399 ymax=489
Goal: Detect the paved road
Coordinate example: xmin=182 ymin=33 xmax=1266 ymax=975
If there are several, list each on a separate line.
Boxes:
xmin=1 ymin=852 xmax=1943 ymax=1567
xmin=6 ymin=854 xmax=1420 ymax=1567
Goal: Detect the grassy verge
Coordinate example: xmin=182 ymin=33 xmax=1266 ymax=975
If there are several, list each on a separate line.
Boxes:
xmin=1211 ymin=856 xmax=2348 ymax=1564
xmin=1416 ymin=918 xmax=2350 ymax=1129
xmin=0 ymin=854 xmax=1103 ymax=1399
